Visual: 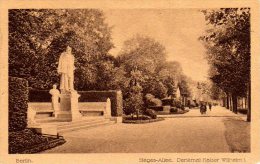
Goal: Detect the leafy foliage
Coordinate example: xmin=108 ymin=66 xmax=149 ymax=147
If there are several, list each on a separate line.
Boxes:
xmin=118 ymin=35 xmax=167 ymax=75
xmin=9 ymin=129 xmax=48 ymax=153
xmin=9 ymin=10 xmax=195 ymax=116
xmin=178 ymin=75 xmax=192 ymax=98
xmin=144 ymin=109 xmax=157 ymax=119
xmin=123 ymin=85 xmax=144 ymax=116
xmin=200 ymin=8 xmax=250 ymax=96
xmin=9 ymin=9 xmax=115 ymax=90
xmin=9 ymin=77 xmax=28 ymax=132
xmin=118 ymin=35 xmax=191 ymax=99
xmin=200 ymin=8 xmax=250 ymax=116
xmin=144 ymin=94 xmax=162 ymax=107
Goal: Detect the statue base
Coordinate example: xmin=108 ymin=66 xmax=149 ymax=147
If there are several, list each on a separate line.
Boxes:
xmin=55 ymin=91 xmax=81 ymax=121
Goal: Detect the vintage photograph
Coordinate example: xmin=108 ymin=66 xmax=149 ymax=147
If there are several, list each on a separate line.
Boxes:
xmin=8 ymin=8 xmax=250 ymax=154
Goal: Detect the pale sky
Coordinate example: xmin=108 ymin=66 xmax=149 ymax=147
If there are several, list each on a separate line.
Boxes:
xmin=104 ymin=9 xmax=209 ymax=82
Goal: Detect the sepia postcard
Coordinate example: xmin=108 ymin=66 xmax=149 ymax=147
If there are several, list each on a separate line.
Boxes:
xmin=0 ymin=0 xmax=260 ymax=164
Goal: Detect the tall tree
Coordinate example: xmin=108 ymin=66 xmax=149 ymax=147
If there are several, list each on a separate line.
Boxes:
xmin=118 ymin=35 xmax=168 ymax=97
xmin=9 ymin=9 xmax=114 ymax=90
xmin=178 ymin=75 xmax=192 ymax=98
xmin=200 ymin=8 xmax=250 ymax=121
xmin=118 ymin=35 xmax=167 ymax=75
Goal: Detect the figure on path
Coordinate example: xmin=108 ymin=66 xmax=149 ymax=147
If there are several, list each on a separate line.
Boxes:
xmin=58 ymin=46 xmax=75 ymax=93
xmin=208 ymin=102 xmax=212 ymax=111
xmin=200 ymin=102 xmax=207 ymax=115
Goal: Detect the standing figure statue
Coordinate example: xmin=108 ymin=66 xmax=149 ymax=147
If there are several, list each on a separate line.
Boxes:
xmin=58 ymin=46 xmax=75 ymax=93
xmin=49 ymin=84 xmax=60 ymax=112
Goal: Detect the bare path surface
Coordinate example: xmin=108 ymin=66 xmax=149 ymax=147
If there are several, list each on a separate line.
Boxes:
xmin=42 ymin=106 xmax=244 ymax=153
xmin=159 ymin=106 xmax=246 ymax=118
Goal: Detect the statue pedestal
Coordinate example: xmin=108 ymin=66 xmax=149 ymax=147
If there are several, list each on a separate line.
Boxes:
xmin=55 ymin=91 xmax=81 ymax=121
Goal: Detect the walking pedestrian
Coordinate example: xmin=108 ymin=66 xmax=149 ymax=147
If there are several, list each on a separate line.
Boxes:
xmin=208 ymin=103 xmax=212 ymax=111
xmin=200 ymin=102 xmax=207 ymax=115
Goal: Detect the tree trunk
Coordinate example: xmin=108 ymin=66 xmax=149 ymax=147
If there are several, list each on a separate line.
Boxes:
xmin=247 ymin=83 xmax=251 ymax=122
xmin=226 ymin=96 xmax=229 ymax=109
xmin=232 ymin=94 xmax=238 ymax=114
xmin=244 ymin=97 xmax=246 ymax=109
xmin=229 ymin=96 xmax=232 ymax=111
xmin=245 ymin=96 xmax=247 ymax=109
xmin=241 ymin=97 xmax=244 ymax=109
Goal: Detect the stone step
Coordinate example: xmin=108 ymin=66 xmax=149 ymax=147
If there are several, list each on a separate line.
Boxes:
xmin=58 ymin=121 xmax=115 ymax=134
xmin=34 ymin=117 xmax=115 ymax=135
xmin=80 ymin=111 xmax=103 ymax=116
xmin=34 ymin=110 xmax=54 ymax=119
xmin=58 ymin=118 xmax=110 ymax=130
xmin=35 ymin=117 xmax=66 ymax=123
xmin=35 ymin=117 xmax=105 ymax=124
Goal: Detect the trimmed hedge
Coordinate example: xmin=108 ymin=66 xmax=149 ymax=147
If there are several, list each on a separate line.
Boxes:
xmin=145 ymin=94 xmax=162 ymax=107
xmin=149 ymin=106 xmax=163 ymax=111
xmin=29 ymin=89 xmax=51 ymax=102
xmin=161 ymin=98 xmax=174 ymax=106
xmin=170 ymin=107 xmax=178 ymax=113
xmin=9 ymin=77 xmax=28 ymax=132
xmin=174 ymin=101 xmax=185 ymax=110
xmin=78 ymin=90 xmax=123 ymax=117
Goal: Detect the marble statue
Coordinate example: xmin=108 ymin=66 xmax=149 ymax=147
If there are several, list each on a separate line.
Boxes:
xmin=58 ymin=46 xmax=75 ymax=93
xmin=49 ymin=84 xmax=60 ymax=112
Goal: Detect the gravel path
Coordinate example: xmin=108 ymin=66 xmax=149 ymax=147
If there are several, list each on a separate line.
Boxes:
xmin=42 ymin=106 xmax=238 ymax=153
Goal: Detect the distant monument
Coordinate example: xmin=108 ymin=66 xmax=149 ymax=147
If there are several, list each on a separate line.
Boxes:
xmin=55 ymin=46 xmax=81 ymax=121
xmin=176 ymin=86 xmax=181 ymax=100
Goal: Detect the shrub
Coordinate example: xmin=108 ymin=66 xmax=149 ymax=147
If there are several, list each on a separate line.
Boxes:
xmin=188 ymin=100 xmax=196 ymax=108
xmin=9 ymin=129 xmax=48 ymax=153
xmin=143 ymin=81 xmax=168 ymax=100
xmin=123 ymin=115 xmax=151 ymax=121
xmin=9 ymin=77 xmax=28 ymax=132
xmin=162 ymin=98 xmax=174 ymax=106
xmin=174 ymin=100 xmax=184 ymax=110
xmin=145 ymin=94 xmax=162 ymax=107
xmin=9 ymin=128 xmax=65 ymax=154
xmin=124 ymin=98 xmax=138 ymax=115
xmin=170 ymin=107 xmax=178 ymax=113
xmin=149 ymin=106 xmax=163 ymax=111
xmin=123 ymin=85 xmax=144 ymax=116
xmin=145 ymin=93 xmax=154 ymax=100
xmin=144 ymin=109 xmax=157 ymax=119
xmin=153 ymin=82 xmax=167 ymax=99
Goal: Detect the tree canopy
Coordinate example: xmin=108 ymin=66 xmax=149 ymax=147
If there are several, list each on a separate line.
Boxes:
xmin=200 ymin=8 xmax=250 ymax=116
xmin=9 ymin=9 xmax=194 ymax=111
xmin=118 ymin=35 xmax=192 ymax=99
xmin=9 ymin=9 xmax=115 ymax=90
xmin=200 ymin=8 xmax=250 ymax=97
